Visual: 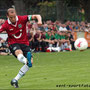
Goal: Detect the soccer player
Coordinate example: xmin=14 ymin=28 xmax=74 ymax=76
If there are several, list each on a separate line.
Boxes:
xmin=0 ymin=8 xmax=42 ymax=88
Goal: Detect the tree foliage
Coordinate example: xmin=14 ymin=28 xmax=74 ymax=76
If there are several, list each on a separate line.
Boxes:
xmin=0 ymin=0 xmax=90 ymax=22
xmin=56 ymin=0 xmax=90 ymax=22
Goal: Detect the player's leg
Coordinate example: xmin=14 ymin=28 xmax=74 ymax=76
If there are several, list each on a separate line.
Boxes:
xmin=11 ymin=64 xmax=29 ymax=88
xmin=15 ymin=50 xmax=33 ymax=81
xmin=14 ymin=50 xmax=33 ymax=80
xmin=15 ymin=49 xmax=28 ymax=64
xmin=15 ymin=49 xmax=33 ymax=65
xmin=9 ymin=43 xmax=28 ymax=65
xmin=21 ymin=44 xmax=33 ymax=66
xmin=12 ymin=44 xmax=33 ymax=87
xmin=14 ymin=49 xmax=30 ymax=81
xmin=9 ymin=43 xmax=32 ymax=88
xmin=14 ymin=45 xmax=33 ymax=87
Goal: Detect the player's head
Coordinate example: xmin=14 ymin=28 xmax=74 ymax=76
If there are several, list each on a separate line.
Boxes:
xmin=7 ymin=8 xmax=17 ymax=24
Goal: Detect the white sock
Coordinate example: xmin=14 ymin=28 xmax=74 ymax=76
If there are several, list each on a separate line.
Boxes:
xmin=57 ymin=43 xmax=59 ymax=47
xmin=64 ymin=43 xmax=68 ymax=48
xmin=17 ymin=54 xmax=27 ymax=64
xmin=15 ymin=65 xmax=29 ymax=81
xmin=68 ymin=44 xmax=72 ymax=50
xmin=61 ymin=44 xmax=64 ymax=50
xmin=51 ymin=47 xmax=59 ymax=52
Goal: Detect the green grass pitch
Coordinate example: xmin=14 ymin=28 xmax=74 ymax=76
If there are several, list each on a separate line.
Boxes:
xmin=0 ymin=49 xmax=90 ymax=90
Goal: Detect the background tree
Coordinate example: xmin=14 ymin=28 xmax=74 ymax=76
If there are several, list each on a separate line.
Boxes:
xmin=13 ymin=0 xmax=26 ymax=15
xmin=0 ymin=0 xmax=90 ymax=22
xmin=56 ymin=0 xmax=65 ymax=23
xmin=56 ymin=0 xmax=90 ymax=22
xmin=79 ymin=0 xmax=90 ymax=22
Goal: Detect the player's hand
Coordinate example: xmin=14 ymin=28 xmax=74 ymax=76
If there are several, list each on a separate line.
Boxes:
xmin=32 ymin=15 xmax=42 ymax=26
xmin=37 ymin=21 xmax=42 ymax=26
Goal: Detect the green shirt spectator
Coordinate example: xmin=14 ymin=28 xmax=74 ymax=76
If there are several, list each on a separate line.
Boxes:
xmin=55 ymin=33 xmax=60 ymax=40
xmin=45 ymin=33 xmax=50 ymax=40
xmin=51 ymin=35 xmax=55 ymax=40
xmin=60 ymin=35 xmax=65 ymax=40
xmin=56 ymin=25 xmax=59 ymax=30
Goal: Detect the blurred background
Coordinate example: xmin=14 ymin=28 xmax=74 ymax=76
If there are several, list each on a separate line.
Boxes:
xmin=0 ymin=0 xmax=90 ymax=22
xmin=0 ymin=0 xmax=90 ymax=55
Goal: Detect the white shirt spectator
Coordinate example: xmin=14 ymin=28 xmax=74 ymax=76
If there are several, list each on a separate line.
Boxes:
xmin=59 ymin=27 xmax=67 ymax=31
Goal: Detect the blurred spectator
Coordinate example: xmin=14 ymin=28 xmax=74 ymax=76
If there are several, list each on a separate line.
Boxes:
xmin=59 ymin=24 xmax=67 ymax=32
xmin=0 ymin=19 xmax=5 ymax=26
xmin=0 ymin=37 xmax=10 ymax=55
xmin=69 ymin=32 xmax=76 ymax=50
xmin=33 ymin=30 xmax=41 ymax=52
xmin=43 ymin=24 xmax=48 ymax=32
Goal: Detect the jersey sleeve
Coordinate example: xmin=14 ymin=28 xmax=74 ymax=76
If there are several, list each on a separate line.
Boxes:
xmin=28 ymin=15 xmax=32 ymax=21
xmin=21 ymin=15 xmax=32 ymax=23
xmin=0 ymin=24 xmax=6 ymax=33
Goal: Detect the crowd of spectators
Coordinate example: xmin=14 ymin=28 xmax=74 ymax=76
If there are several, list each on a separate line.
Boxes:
xmin=0 ymin=19 xmax=90 ymax=54
xmin=26 ymin=20 xmax=90 ymax=52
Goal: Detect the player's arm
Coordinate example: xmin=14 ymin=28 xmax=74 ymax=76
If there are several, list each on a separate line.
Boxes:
xmin=31 ymin=15 xmax=42 ymax=25
xmin=32 ymin=15 xmax=42 ymax=25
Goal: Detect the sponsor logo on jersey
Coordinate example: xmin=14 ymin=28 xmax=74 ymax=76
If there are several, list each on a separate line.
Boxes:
xmin=13 ymin=29 xmax=22 ymax=39
xmin=10 ymin=29 xmax=13 ymax=31
xmin=18 ymin=24 xmax=22 ymax=28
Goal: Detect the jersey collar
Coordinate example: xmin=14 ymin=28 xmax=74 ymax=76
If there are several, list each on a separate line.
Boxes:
xmin=8 ymin=16 xmax=18 ymax=27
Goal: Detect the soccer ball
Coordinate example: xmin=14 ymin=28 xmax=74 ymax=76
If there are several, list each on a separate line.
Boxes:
xmin=74 ymin=38 xmax=88 ymax=51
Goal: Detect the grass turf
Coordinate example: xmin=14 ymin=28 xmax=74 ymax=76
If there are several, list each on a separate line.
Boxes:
xmin=0 ymin=49 xmax=90 ymax=90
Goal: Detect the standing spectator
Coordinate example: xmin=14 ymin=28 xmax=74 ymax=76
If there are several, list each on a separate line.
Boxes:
xmin=28 ymin=32 xmax=34 ymax=49
xmin=43 ymin=24 xmax=48 ymax=32
xmin=40 ymin=31 xmax=47 ymax=52
xmin=33 ymin=30 xmax=41 ymax=52
xmin=69 ymin=32 xmax=76 ymax=50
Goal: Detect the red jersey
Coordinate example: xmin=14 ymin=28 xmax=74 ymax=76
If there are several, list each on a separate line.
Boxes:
xmin=0 ymin=15 xmax=30 ymax=46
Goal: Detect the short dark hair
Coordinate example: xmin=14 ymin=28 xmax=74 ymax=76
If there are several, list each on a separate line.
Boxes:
xmin=6 ymin=8 xmax=16 ymax=16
